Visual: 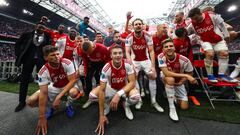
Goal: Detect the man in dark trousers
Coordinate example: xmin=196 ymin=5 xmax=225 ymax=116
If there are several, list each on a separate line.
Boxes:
xmin=14 ymin=22 xmax=51 ymax=112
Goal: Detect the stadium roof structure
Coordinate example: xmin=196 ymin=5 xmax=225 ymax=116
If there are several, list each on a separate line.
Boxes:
xmin=30 ymin=0 xmax=112 ymax=35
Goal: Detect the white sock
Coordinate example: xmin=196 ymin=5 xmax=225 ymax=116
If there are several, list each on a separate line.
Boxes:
xmin=218 ymin=57 xmax=229 ymax=74
xmin=165 ymin=84 xmax=175 ymax=109
xmin=66 ymin=96 xmax=76 ymax=106
xmin=89 ymin=92 xmax=98 ymax=102
xmin=204 ymin=58 xmax=213 ymax=75
xmin=230 ymin=67 xmax=240 ymax=78
xmin=149 ymin=79 xmax=157 ymax=103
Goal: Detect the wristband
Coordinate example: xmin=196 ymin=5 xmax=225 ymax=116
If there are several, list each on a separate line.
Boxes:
xmin=117 ymin=89 xmax=125 ymax=97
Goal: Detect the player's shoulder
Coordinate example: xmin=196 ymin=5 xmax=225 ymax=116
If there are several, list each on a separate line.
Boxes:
xmin=61 ymin=58 xmax=72 ymax=65
xmin=38 ymin=65 xmax=48 ymax=76
xmin=158 ymin=53 xmax=165 ymax=59
xmin=179 ymin=54 xmax=189 ymax=63
xmin=102 ymin=62 xmax=111 ymax=73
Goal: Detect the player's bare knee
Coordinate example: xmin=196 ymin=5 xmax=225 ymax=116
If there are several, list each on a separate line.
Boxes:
xmin=164 ymin=77 xmax=175 ymax=85
xmin=26 ymin=98 xmax=38 ymax=108
xmin=90 ymin=86 xmax=100 ymax=97
xmin=128 ymin=88 xmax=139 ymax=96
xmin=218 ymin=50 xmax=229 ymax=58
xmin=205 ymin=51 xmax=214 ymax=59
xmin=180 ymin=101 xmax=189 ymax=110
xmin=69 ymin=88 xmax=79 ymax=98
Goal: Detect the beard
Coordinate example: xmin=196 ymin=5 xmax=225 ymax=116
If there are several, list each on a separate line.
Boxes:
xmin=58 ymin=30 xmax=64 ymax=34
xmin=36 ymin=29 xmax=44 ymax=34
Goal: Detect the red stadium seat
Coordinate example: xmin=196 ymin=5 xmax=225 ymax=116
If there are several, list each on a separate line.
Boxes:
xmin=194 ymin=60 xmax=239 ymax=109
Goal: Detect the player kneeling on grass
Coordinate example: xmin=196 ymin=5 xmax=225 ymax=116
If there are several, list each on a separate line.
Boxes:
xmin=26 ymin=45 xmax=83 ymax=135
xmin=91 ymin=45 xmax=140 ymax=135
xmin=158 ymin=39 xmax=197 ymax=122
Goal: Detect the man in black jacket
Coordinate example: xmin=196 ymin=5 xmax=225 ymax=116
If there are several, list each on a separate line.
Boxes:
xmin=14 ymin=22 xmax=51 ymax=112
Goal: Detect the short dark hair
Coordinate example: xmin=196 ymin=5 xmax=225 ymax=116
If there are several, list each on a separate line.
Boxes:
xmin=36 ymin=21 xmax=46 ymax=26
xmin=132 ymin=18 xmax=143 ymax=26
xmin=96 ymin=32 xmax=102 ymax=35
xmin=113 ymin=30 xmax=120 ymax=35
xmin=110 ymin=45 xmax=123 ymax=52
xmin=82 ymin=41 xmax=92 ymax=52
xmin=84 ymin=17 xmax=89 ymax=20
xmin=83 ymin=35 xmax=89 ymax=39
xmin=161 ymin=38 xmax=173 ymax=47
xmin=42 ymin=45 xmax=58 ymax=56
xmin=175 ymin=28 xmax=187 ymax=38
xmin=188 ymin=8 xmax=201 ymax=18
xmin=69 ymin=27 xmax=77 ymax=32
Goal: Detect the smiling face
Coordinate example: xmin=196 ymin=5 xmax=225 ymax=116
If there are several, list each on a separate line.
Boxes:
xmin=69 ymin=29 xmax=77 ymax=40
xmin=113 ymin=32 xmax=121 ymax=43
xmin=157 ymin=24 xmax=168 ymax=35
xmin=76 ymin=36 xmax=84 ymax=47
xmin=58 ymin=25 xmax=65 ymax=34
xmin=35 ymin=24 xmax=45 ymax=34
xmin=95 ymin=33 xmax=103 ymax=43
xmin=111 ymin=47 xmax=123 ymax=64
xmin=175 ymin=12 xmax=184 ymax=23
xmin=133 ymin=19 xmax=143 ymax=33
xmin=162 ymin=41 xmax=175 ymax=57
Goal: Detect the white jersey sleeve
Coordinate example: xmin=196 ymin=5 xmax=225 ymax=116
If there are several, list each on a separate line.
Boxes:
xmin=145 ymin=34 xmax=153 ymax=46
xmin=158 ymin=53 xmax=167 ymax=68
xmin=125 ymin=35 xmax=133 ymax=47
xmin=209 ymin=13 xmax=230 ymax=38
xmin=38 ymin=66 xmax=51 ymax=86
xmin=61 ymin=58 xmax=76 ymax=75
xmin=125 ymin=62 xmax=134 ymax=75
xmin=187 ymin=23 xmax=197 ymax=35
xmin=180 ymin=55 xmax=193 ymax=73
xmin=72 ymin=48 xmax=82 ymax=70
xmin=100 ymin=63 xmax=111 ymax=83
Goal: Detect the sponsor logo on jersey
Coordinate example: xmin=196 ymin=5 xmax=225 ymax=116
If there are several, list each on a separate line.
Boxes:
xmin=132 ymin=44 xmax=146 ymax=50
xmin=52 ymin=74 xmax=67 ymax=83
xmin=112 ymin=77 xmax=125 ymax=83
xmin=196 ymin=25 xmax=214 ymax=34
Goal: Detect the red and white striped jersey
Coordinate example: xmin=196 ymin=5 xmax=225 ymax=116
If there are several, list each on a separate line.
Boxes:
xmin=38 ymin=58 xmax=75 ymax=88
xmin=125 ymin=32 xmax=153 ymax=61
xmin=100 ymin=59 xmax=134 ymax=90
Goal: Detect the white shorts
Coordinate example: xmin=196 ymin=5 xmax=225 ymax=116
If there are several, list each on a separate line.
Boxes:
xmin=133 ymin=59 xmax=152 ymax=75
xmin=161 ymin=73 xmax=188 ymax=101
xmin=174 ymin=84 xmax=188 ymax=101
xmin=201 ymin=40 xmax=228 ymax=52
xmin=105 ymin=84 xmax=118 ymax=99
xmin=48 ymin=83 xmax=79 ymax=102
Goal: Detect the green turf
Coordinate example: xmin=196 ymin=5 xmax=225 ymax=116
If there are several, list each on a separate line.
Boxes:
xmin=0 ymin=81 xmax=38 ymax=95
xmin=0 ymin=81 xmax=240 ymax=124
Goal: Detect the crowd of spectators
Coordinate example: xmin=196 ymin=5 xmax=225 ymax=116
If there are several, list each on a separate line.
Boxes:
xmin=228 ymin=38 xmax=240 ymax=52
xmin=0 ymin=16 xmax=34 ymax=37
xmin=0 ymin=43 xmax=15 ymax=61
